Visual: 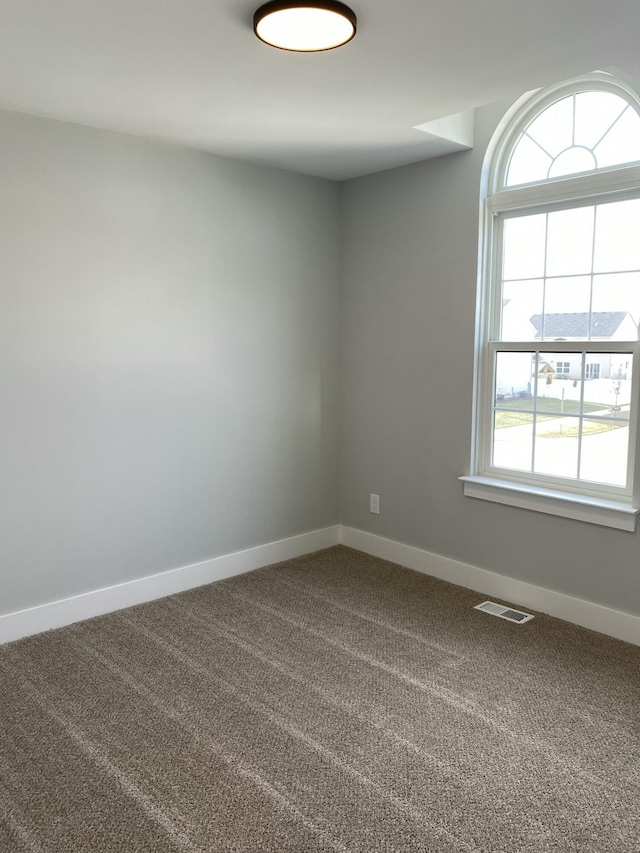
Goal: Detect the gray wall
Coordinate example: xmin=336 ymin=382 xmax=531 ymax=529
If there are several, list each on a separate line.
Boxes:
xmin=4 ymin=96 xmax=638 ymax=623
xmin=340 ymin=101 xmax=640 ymax=618
xmin=1 ymin=110 xmax=340 ymax=615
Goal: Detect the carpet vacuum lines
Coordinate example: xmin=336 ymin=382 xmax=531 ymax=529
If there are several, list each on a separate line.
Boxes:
xmin=0 ymin=652 xmax=202 ymax=853
xmin=68 ymin=627 xmax=350 ymax=853
xmin=116 ymin=609 xmax=480 ymax=853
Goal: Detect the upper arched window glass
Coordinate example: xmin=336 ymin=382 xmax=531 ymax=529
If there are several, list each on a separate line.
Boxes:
xmin=505 ymin=91 xmax=640 ymax=187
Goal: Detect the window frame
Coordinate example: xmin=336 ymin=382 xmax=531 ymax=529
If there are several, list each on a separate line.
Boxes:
xmin=463 ymin=73 xmax=640 ymax=531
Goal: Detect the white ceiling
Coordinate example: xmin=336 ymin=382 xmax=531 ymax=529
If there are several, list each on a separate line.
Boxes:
xmin=0 ymin=1 xmax=639 ymax=180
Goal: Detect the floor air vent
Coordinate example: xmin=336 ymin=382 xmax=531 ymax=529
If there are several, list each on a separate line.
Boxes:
xmin=474 ymin=601 xmax=534 ymax=624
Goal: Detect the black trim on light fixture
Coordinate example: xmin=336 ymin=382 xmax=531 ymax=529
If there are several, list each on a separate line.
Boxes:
xmin=253 ymin=1 xmax=357 ymax=52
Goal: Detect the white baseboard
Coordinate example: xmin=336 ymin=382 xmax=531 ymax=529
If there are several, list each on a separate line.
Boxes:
xmin=5 ymin=523 xmax=638 ymax=648
xmin=0 ymin=525 xmax=340 ymax=645
xmin=339 ymin=526 xmax=640 ymax=647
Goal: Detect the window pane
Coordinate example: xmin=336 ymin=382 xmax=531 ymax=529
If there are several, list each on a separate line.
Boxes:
xmin=579 ymin=359 xmax=632 ymax=487
xmin=594 ymin=107 xmax=640 ymax=168
xmin=506 ymin=134 xmax=552 ymax=186
xmin=503 ymin=214 xmax=546 ymax=280
xmin=594 ymin=198 xmax=640 ymax=273
xmin=579 ymin=420 xmax=629 ymax=486
xmin=501 ymin=279 xmax=543 ymax=341
xmin=492 ymin=352 xmax=535 ymax=472
xmin=525 ymin=96 xmax=573 ymax=158
xmin=546 ymin=207 xmax=594 ymax=276
xmin=543 ymin=275 xmax=591 ymax=319
xmin=574 ymin=91 xmax=628 ymax=149
xmin=534 ymin=417 xmax=580 ymax=479
xmin=492 ymin=411 xmax=533 ymax=472
xmin=591 ymin=273 xmax=640 ymax=336
xmin=495 ymin=351 xmax=534 ymax=401
xmin=583 ymin=359 xmax=632 ymax=409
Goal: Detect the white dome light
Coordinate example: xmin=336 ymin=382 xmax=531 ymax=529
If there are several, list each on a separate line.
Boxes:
xmin=254 ymin=2 xmax=357 ymax=52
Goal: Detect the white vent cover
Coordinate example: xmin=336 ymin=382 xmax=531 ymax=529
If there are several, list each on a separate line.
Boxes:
xmin=474 ymin=601 xmax=534 ymax=624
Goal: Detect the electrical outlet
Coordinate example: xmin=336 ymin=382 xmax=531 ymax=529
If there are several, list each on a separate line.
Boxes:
xmin=369 ymin=493 xmax=380 ymax=514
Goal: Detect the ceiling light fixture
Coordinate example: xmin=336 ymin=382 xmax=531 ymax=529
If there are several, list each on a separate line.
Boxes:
xmin=253 ymin=1 xmax=357 ymax=52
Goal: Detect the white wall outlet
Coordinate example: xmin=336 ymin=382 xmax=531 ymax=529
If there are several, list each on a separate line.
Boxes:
xmin=369 ymin=493 xmax=380 ymax=514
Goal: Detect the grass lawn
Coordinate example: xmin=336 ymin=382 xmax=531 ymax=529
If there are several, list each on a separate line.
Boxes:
xmin=539 ymin=420 xmax=627 ymax=439
xmin=494 ymin=396 xmax=613 ymax=429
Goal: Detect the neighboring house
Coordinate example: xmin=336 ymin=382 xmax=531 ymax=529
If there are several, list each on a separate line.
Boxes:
xmin=529 ymin=311 xmax=637 ymax=380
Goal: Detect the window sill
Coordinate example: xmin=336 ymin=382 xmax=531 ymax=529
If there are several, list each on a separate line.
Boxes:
xmin=460 ymin=475 xmax=639 ymax=531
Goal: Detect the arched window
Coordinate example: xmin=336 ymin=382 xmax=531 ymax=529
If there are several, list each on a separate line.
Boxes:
xmin=463 ymin=73 xmax=640 ymax=530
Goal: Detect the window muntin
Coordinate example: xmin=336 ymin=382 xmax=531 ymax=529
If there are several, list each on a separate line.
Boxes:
xmin=505 ymin=91 xmax=640 ymax=186
xmin=500 ymin=199 xmax=640 ymax=344
xmin=473 ymin=74 xmax=640 ymax=511
xmin=491 ymin=351 xmax=632 ymax=489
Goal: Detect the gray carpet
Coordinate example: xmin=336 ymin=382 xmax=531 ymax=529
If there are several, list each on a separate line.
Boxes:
xmin=1 ymin=545 xmax=639 ymax=852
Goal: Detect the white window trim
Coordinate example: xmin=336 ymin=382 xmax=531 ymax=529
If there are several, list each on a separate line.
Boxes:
xmin=460 ymin=475 xmax=638 ymax=531
xmin=465 ymin=72 xmax=640 ymax=531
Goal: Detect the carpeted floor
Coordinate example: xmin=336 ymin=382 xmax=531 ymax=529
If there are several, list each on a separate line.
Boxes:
xmin=1 ymin=545 xmax=639 ymax=852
